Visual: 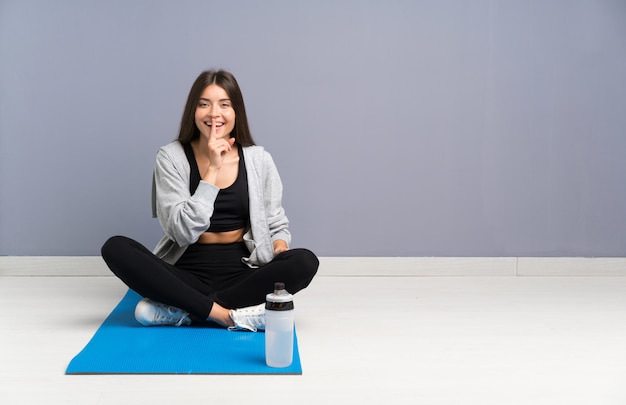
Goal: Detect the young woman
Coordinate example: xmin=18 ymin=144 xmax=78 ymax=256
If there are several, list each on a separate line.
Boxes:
xmin=101 ymin=70 xmax=318 ymax=331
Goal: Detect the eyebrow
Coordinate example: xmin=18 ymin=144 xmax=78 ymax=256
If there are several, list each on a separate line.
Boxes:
xmin=198 ymin=97 xmax=231 ymax=102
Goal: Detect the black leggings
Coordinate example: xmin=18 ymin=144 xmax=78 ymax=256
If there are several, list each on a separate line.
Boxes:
xmin=101 ymin=236 xmax=318 ymax=321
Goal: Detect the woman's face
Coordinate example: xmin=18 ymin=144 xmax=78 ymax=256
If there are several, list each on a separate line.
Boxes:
xmin=195 ymin=84 xmax=236 ymax=140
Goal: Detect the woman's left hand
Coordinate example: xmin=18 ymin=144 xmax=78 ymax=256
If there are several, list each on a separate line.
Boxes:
xmin=273 ymin=240 xmax=289 ymax=255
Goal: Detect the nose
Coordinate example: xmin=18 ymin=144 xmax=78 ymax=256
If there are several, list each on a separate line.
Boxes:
xmin=206 ymin=104 xmax=220 ymax=118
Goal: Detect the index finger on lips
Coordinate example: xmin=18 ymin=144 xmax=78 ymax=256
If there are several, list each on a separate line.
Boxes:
xmin=209 ymin=118 xmax=217 ymax=141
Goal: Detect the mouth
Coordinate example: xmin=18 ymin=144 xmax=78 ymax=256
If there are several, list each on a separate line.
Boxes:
xmin=206 ymin=122 xmax=224 ymax=128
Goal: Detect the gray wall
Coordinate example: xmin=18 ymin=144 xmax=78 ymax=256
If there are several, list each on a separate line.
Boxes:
xmin=1 ymin=0 xmax=625 ymax=257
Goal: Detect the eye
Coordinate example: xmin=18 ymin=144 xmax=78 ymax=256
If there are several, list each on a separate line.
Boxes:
xmin=198 ymin=101 xmax=209 ymax=108
xmin=221 ymin=102 xmax=231 ymax=108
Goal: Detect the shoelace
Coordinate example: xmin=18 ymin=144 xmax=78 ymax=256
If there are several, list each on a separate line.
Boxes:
xmin=235 ymin=306 xmax=265 ymax=328
xmin=153 ymin=305 xmax=188 ymax=326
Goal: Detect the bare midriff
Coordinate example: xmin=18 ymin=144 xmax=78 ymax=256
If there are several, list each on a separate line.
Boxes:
xmin=197 ymin=228 xmax=245 ymax=244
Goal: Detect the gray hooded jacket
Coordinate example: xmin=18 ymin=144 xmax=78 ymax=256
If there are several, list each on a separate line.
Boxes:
xmin=151 ymin=141 xmax=291 ymax=267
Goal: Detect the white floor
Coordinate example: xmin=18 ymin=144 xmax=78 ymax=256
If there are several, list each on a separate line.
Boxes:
xmin=1 ymin=270 xmax=626 ymax=404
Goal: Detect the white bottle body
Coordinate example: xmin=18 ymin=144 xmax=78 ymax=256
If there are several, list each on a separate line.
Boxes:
xmin=265 ymin=283 xmax=294 ymax=368
xmin=265 ymin=308 xmax=294 ymax=368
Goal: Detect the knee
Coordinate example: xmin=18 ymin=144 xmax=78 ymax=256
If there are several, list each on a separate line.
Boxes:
xmin=101 ymin=235 xmax=132 ymax=262
xmin=292 ymin=248 xmax=319 ymax=280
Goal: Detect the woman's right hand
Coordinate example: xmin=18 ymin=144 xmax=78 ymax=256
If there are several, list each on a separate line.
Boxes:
xmin=207 ymin=118 xmax=235 ymax=170
xmin=203 ymin=118 xmax=235 ymax=184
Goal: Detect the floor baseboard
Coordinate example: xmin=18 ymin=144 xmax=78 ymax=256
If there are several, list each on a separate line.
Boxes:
xmin=1 ymin=256 xmax=625 ymax=277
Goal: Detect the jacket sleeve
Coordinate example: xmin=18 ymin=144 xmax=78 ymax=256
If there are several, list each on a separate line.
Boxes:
xmin=153 ymin=148 xmax=219 ymax=247
xmin=262 ymin=151 xmax=291 ymax=246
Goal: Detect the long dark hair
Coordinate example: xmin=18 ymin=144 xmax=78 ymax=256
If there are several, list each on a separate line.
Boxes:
xmin=176 ymin=70 xmax=255 ymax=146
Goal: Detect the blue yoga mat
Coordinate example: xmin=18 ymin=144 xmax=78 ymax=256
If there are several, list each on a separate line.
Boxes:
xmin=66 ymin=290 xmax=302 ymax=374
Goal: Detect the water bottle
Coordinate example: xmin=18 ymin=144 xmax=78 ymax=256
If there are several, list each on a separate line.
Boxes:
xmin=265 ymin=282 xmax=294 ymax=368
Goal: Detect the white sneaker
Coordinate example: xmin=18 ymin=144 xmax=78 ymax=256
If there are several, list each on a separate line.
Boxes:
xmin=134 ymin=298 xmax=192 ymax=327
xmin=228 ymin=303 xmax=266 ymax=332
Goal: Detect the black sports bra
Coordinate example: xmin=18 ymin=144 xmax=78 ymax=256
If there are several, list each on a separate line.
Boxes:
xmin=183 ymin=143 xmax=249 ymax=233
